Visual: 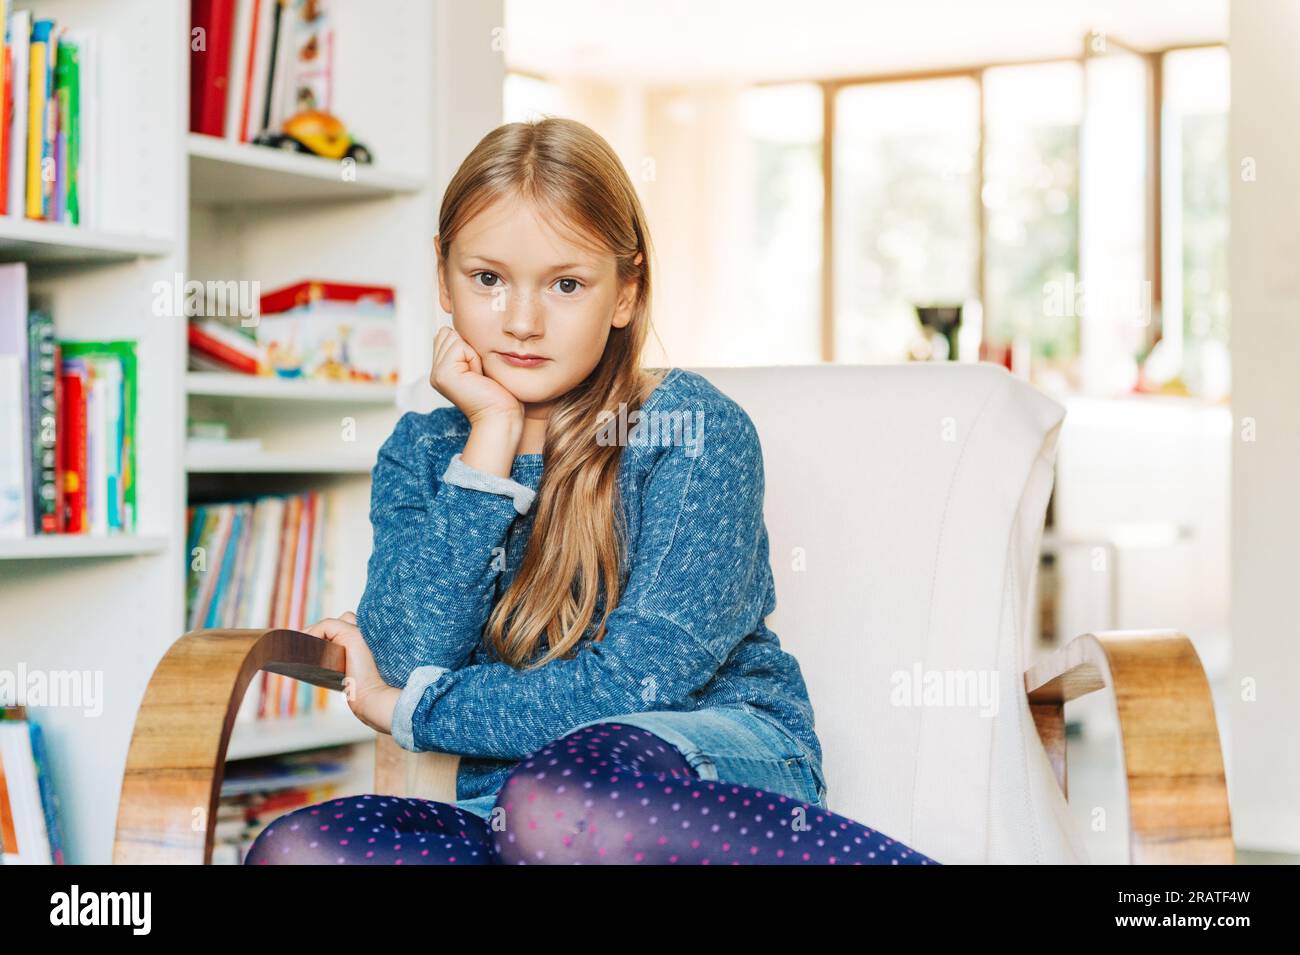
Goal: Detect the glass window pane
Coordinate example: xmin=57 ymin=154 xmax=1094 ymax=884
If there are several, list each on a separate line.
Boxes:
xmin=983 ymin=62 xmax=1082 ymax=365
xmin=738 ymin=84 xmax=823 ymax=364
xmin=1161 ymin=46 xmax=1230 ymax=397
xmin=833 ymin=77 xmax=980 ymax=362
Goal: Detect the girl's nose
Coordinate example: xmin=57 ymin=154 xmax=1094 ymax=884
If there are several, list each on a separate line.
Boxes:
xmin=502 ymin=288 xmax=545 ymax=337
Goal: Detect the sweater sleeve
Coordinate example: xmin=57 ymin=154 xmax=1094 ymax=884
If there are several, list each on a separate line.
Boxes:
xmin=389 ymin=402 xmax=773 ymax=758
xmin=355 ymin=411 xmax=537 ymax=688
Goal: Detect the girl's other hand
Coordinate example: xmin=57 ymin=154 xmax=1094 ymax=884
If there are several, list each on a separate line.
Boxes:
xmin=431 ymin=325 xmax=524 ymax=424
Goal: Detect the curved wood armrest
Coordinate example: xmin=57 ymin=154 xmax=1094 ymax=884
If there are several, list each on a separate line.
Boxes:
xmin=114 ymin=627 xmax=463 ymax=863
xmin=113 ymin=628 xmax=349 ymax=864
xmin=1024 ymin=629 xmax=1233 ymax=864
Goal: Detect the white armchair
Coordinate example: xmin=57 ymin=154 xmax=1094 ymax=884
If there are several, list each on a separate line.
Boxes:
xmin=115 ymin=362 xmax=1232 ymax=864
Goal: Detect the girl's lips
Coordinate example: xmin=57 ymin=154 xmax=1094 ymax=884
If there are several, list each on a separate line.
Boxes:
xmin=497 ymin=352 xmax=548 ymax=367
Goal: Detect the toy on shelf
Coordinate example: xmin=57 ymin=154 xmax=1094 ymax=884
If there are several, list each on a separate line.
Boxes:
xmin=252 ymin=109 xmax=373 ymax=164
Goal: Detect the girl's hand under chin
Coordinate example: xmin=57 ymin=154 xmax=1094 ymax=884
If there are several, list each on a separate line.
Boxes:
xmin=431 ymin=325 xmax=524 ymax=424
xmin=303 ymin=611 xmax=401 ymax=736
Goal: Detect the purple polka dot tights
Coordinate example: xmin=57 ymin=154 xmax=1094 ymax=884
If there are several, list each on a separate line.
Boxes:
xmin=242 ymin=722 xmax=940 ymax=865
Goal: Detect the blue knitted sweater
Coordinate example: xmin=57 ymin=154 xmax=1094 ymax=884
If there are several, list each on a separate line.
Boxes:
xmin=355 ymin=366 xmax=823 ymax=803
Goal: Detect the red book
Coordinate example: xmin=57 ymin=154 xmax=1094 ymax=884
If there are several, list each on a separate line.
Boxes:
xmin=188 ymin=321 xmax=262 ymax=374
xmin=191 ymin=0 xmax=236 ymax=136
xmin=58 ymin=369 xmax=87 ymax=533
xmin=260 ymin=280 xmax=396 ymax=317
xmin=0 ymin=46 xmax=11 ymax=216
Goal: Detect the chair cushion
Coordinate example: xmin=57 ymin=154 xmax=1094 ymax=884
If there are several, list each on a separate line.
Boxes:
xmin=689 ymin=362 xmax=1089 ymax=863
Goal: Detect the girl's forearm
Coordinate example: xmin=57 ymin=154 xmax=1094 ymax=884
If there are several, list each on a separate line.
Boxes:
xmin=461 ymin=410 xmax=524 ymax=478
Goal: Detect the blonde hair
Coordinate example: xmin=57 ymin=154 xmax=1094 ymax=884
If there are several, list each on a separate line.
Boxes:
xmin=437 ymin=117 xmax=664 ymax=669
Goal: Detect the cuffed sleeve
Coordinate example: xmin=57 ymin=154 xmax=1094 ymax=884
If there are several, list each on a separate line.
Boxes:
xmin=442 ymin=452 xmax=536 ymax=515
xmin=391 ymin=664 xmax=451 ymax=751
xmin=355 ymin=412 xmax=529 ymax=688
xmin=400 ymin=402 xmax=775 ymax=759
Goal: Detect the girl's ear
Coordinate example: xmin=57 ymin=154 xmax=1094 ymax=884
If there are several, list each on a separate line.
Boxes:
xmin=612 ymin=255 xmax=642 ymax=329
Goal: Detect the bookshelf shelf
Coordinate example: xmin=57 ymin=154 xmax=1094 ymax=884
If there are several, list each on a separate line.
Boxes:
xmin=0 ymin=219 xmax=172 ymax=265
xmin=0 ymin=0 xmax=503 ymax=862
xmin=0 ymin=534 xmax=169 ymax=560
xmin=186 ymin=371 xmax=399 ymax=404
xmin=185 ymin=448 xmax=376 ymax=474
xmin=187 ymin=133 xmax=425 ymax=205
xmin=226 ymin=710 xmax=376 ymax=762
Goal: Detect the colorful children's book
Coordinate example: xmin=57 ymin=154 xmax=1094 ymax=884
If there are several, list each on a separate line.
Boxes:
xmin=59 ymin=340 xmax=137 ymax=534
xmin=23 ymin=20 xmax=45 ymax=219
xmin=7 ymin=8 xmax=30 ymax=221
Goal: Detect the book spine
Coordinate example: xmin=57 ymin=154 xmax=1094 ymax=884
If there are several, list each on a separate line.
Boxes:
xmin=0 ymin=14 xmax=10 ymax=217
xmin=28 ymin=312 xmax=58 ymax=533
xmin=24 ymin=33 xmax=43 ymax=220
xmin=57 ymin=369 xmax=84 ymax=533
xmin=28 ymin=720 xmax=65 ymax=864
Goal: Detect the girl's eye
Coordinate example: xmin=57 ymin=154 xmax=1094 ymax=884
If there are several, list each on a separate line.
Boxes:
xmin=553 ymin=277 xmax=584 ymax=295
xmin=472 ymin=271 xmax=501 ymax=288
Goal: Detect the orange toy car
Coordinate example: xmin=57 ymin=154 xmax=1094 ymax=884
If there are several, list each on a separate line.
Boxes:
xmin=253 ymin=109 xmax=373 ymax=164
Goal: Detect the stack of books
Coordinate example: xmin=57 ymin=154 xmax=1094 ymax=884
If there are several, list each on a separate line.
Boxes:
xmin=1 ymin=3 xmax=99 ymax=226
xmin=0 ymin=706 xmax=67 ymax=864
xmin=214 ymin=746 xmax=357 ymax=864
xmin=186 ymin=490 xmax=339 ymax=721
xmin=188 ymin=279 xmax=399 ymax=383
xmin=0 ymin=263 xmax=136 ymax=539
xmin=190 ymin=0 xmax=335 ymax=142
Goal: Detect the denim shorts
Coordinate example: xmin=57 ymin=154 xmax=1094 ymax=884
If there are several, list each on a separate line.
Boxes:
xmin=453 ymin=702 xmax=829 ymax=822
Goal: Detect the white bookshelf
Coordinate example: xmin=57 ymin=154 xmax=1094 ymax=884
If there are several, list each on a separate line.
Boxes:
xmin=0 ymin=0 xmax=506 ymax=863
xmin=0 ymin=534 xmax=169 ymax=560
xmin=0 ymin=218 xmax=173 ymax=264
xmin=185 ymin=371 xmax=399 ymax=403
xmin=226 ymin=710 xmax=378 ymax=761
xmin=188 ymin=133 xmax=426 ymax=204
xmin=185 ymin=448 xmax=377 ymax=474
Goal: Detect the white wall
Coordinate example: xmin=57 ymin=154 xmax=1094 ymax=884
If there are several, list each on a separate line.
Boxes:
xmin=1228 ymin=0 xmax=1300 ymax=852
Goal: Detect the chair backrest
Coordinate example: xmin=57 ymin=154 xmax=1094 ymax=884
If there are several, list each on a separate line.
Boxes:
xmin=689 ymin=362 xmax=1089 ymax=864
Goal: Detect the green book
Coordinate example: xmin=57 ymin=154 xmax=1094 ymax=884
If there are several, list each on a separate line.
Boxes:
xmin=54 ymin=38 xmax=80 ymax=225
xmin=59 ymin=339 xmax=136 ymax=534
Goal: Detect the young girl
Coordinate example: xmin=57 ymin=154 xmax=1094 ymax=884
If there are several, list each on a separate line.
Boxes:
xmin=244 ymin=117 xmax=937 ymax=866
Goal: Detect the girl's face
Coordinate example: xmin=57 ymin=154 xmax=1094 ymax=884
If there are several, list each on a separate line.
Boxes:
xmin=435 ymin=190 xmax=641 ymax=407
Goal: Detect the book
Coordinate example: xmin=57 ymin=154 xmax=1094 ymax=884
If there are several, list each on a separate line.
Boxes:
xmin=256 ymin=279 xmax=398 ymax=383
xmin=22 ymin=20 xmax=43 ymax=219
xmin=59 ymin=340 xmax=136 ymax=535
xmin=26 ymin=309 xmax=61 ymax=533
xmin=0 ymin=708 xmax=66 ymax=864
xmin=185 ymin=492 xmax=338 ymax=723
xmin=6 ymin=10 xmax=29 ymax=220
xmin=223 ymin=0 xmax=253 ymax=142
xmin=190 ymin=0 xmax=236 ymax=136
xmin=0 ymin=262 xmax=29 ymax=537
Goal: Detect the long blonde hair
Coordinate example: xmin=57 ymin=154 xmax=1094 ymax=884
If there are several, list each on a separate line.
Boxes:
xmin=437 ymin=117 xmax=663 ymax=669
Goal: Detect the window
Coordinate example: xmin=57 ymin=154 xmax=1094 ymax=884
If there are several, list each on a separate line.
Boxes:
xmin=833 ymin=77 xmax=980 ymax=362
xmin=739 ymin=84 xmax=823 ymax=364
xmin=982 ymin=62 xmax=1082 ymax=364
xmin=1159 ymin=46 xmax=1230 ymax=397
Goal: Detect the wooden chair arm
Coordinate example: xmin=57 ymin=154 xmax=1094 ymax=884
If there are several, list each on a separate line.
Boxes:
xmin=113 ymin=628 xmax=348 ymax=864
xmin=113 ymin=627 xmax=462 ymax=863
xmin=1024 ymin=629 xmax=1233 ymax=864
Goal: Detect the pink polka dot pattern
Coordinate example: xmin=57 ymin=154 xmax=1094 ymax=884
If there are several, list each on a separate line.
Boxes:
xmin=242 ymin=723 xmax=939 ymax=866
